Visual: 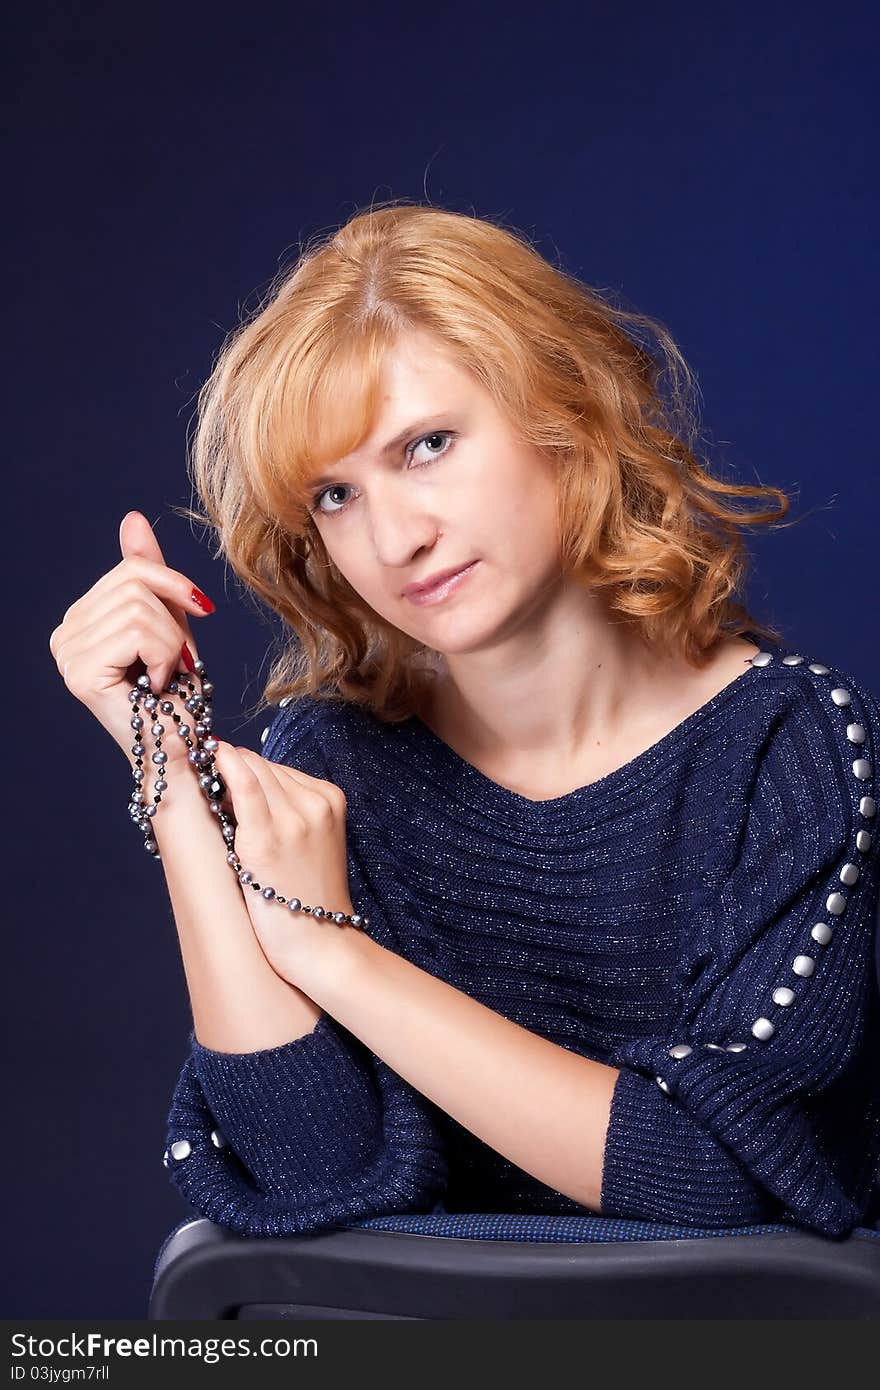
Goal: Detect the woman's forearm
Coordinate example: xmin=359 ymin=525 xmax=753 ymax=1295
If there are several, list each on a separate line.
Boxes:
xmin=143 ymin=759 xmax=323 ymax=1052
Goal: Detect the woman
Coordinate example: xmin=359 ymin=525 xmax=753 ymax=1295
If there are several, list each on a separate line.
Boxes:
xmin=51 ymin=201 xmax=880 ymax=1239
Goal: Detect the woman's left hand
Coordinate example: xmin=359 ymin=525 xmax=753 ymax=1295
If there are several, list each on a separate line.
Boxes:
xmin=212 ymin=741 xmax=360 ymax=988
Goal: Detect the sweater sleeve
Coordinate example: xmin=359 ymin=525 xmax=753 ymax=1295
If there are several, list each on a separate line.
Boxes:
xmin=165 ymin=1014 xmax=448 ymax=1237
xmin=163 ymin=697 xmax=448 ymax=1236
xmin=599 ymin=673 xmax=880 ymax=1237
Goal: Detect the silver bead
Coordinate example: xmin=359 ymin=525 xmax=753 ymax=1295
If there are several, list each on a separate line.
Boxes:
xmin=792 ymin=955 xmax=815 ymax=977
xmin=655 ymin=1076 xmax=671 ymax=1094
xmin=725 ymin=1042 xmax=748 ymax=1052
xmin=261 ymin=886 xmax=277 ymax=900
xmin=210 ymin=1129 xmax=227 ymax=1149
xmin=750 ymin=651 xmax=774 ymax=667
xmin=856 ymin=830 xmax=873 ymax=852
xmin=782 ymin=654 xmax=804 ymax=665
xmin=808 ymin=663 xmax=830 ymax=675
xmin=840 ymin=862 xmax=860 ymax=886
xmin=260 ymin=727 xmax=270 ymax=744
xmin=826 ymin=892 xmax=846 ymax=915
xmin=811 ymin=922 xmax=833 ymax=945
xmin=860 ymin=796 xmax=876 ymax=818
xmin=279 ymin=695 xmax=293 ymax=707
xmin=162 ymin=1149 xmax=169 ymax=1168
xmin=751 ymin=1017 xmax=775 ymax=1040
xmin=831 ymin=688 xmax=852 ymax=707
xmin=668 ymin=1043 xmax=693 ymax=1058
xmin=170 ymin=1140 xmax=192 ymax=1161
xmin=705 ymin=1043 xmax=725 ymax=1051
xmin=853 ymin=759 xmax=873 ymax=780
xmin=847 ymin=723 xmax=866 ymax=744
xmin=772 ymin=986 xmax=795 ymax=1005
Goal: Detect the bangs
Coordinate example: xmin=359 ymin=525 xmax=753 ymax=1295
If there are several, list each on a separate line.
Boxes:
xmin=248 ymin=318 xmax=397 ymax=528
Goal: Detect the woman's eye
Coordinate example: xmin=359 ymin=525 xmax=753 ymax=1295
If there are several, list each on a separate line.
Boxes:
xmin=408 ymin=430 xmax=455 ymax=465
xmin=310 ymin=430 xmax=456 ymax=518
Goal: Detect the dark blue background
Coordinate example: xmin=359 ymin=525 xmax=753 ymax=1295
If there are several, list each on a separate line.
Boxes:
xmin=7 ymin=3 xmax=877 ymax=1316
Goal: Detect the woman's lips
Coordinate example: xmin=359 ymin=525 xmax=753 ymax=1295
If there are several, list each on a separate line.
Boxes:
xmin=404 ymin=560 xmax=479 ymax=606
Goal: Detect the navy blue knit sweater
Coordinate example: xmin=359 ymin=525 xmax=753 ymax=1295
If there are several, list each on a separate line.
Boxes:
xmin=165 ymin=637 xmax=880 ymax=1239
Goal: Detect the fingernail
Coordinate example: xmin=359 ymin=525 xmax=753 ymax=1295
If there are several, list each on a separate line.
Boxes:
xmin=181 ymin=642 xmax=195 ymax=672
xmin=191 ymin=586 xmax=215 ymax=614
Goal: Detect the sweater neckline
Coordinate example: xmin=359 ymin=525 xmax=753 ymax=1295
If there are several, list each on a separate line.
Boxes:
xmin=399 ymin=637 xmax=777 ymax=820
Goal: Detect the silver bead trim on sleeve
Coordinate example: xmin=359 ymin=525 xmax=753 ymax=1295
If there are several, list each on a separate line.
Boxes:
xmin=210 ymin=1129 xmax=227 ymax=1149
xmin=260 ymin=727 xmax=270 ymax=745
xmin=792 ymin=954 xmax=815 ymax=977
xmin=740 ymin=651 xmax=876 ymax=1047
xmin=655 ymin=1076 xmax=671 ymax=1094
xmin=163 ymin=1149 xmax=169 ymax=1168
xmin=127 ymin=665 xmax=371 ymax=933
xmin=170 ymin=1140 xmax=192 ymax=1161
xmin=725 ymin=1041 xmax=748 ymax=1051
xmin=668 ymin=1043 xmax=693 ymax=1058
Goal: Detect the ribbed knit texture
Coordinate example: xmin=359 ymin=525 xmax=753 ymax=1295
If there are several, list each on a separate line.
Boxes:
xmin=165 ymin=636 xmax=880 ymax=1239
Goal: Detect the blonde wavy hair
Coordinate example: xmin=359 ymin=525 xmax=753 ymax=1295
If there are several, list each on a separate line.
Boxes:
xmin=173 ymin=199 xmax=794 ymax=725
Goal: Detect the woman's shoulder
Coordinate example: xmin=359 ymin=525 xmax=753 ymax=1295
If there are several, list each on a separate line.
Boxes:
xmin=257 ymin=691 xmax=341 ymax=765
xmin=731 ymin=642 xmax=879 ymax=849
xmin=748 ymin=641 xmax=880 ymax=740
xmin=257 ymin=690 xmax=398 ymax=774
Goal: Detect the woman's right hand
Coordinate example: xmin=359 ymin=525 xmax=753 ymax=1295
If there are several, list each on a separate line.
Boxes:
xmin=48 ymin=510 xmax=216 ymax=768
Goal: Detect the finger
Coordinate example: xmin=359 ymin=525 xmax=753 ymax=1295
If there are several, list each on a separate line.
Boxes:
xmin=57 ymin=540 xmax=213 ymax=649
xmin=117 ymin=510 xmax=213 ymax=651
xmin=213 ymin=743 xmax=273 ymax=826
xmin=232 ymin=747 xmax=301 ymax=823
xmin=259 ymin=755 xmax=347 ymax=810
xmin=52 ymin=586 xmax=200 ymax=696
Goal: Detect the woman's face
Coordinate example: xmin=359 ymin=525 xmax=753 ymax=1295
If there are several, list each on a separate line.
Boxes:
xmin=307 ymin=327 xmax=564 ymax=657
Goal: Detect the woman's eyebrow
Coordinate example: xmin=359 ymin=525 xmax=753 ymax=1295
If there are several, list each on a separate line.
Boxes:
xmin=309 ymin=415 xmax=450 ymax=488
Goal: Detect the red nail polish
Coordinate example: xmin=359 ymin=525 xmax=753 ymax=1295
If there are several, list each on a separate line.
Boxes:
xmin=191 ymin=586 xmax=215 ymax=614
xmin=180 ymin=641 xmax=195 ymax=671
